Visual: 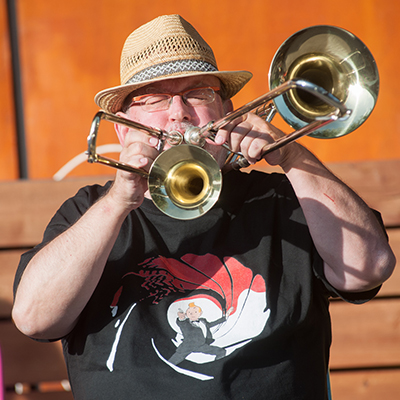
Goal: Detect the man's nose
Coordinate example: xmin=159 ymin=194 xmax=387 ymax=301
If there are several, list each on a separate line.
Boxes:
xmin=168 ymin=95 xmax=191 ymax=121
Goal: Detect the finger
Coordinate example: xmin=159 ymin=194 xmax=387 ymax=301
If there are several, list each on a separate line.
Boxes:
xmin=214 ymin=115 xmax=246 ymax=145
xmin=229 ymin=123 xmax=261 ymax=154
xmin=242 ymin=134 xmax=271 ymax=163
xmin=214 ymin=126 xmax=230 ymax=145
xmin=120 ymin=144 xmax=158 ymax=173
xmin=123 ymin=130 xmax=160 ymax=149
xmin=229 ymin=117 xmax=278 ymax=162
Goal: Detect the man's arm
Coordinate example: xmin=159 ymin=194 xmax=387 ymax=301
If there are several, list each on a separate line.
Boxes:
xmin=12 ymin=128 xmax=160 ymax=340
xmin=216 ymin=113 xmax=396 ymax=293
xmin=12 ymin=191 xmax=131 ymax=340
xmin=281 ymin=142 xmax=396 ymax=292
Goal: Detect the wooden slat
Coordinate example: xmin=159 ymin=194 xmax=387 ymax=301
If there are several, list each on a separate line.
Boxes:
xmin=2 ymin=231 xmax=399 ymax=316
xmin=328 ymin=159 xmax=400 ymax=228
xmin=330 ymin=298 xmax=400 ymax=369
xmin=252 ymin=158 xmax=400 ymax=227
xmin=380 ymin=228 xmax=400 ymax=297
xmin=1 ymin=217 xmax=398 ymax=308
xmin=1 ymin=159 xmax=399 ymax=249
xmin=2 ymin=237 xmax=398 ymax=325
xmin=0 ymin=249 xmax=23 ymax=317
xmin=1 ymin=228 xmax=398 ymax=317
xmin=0 ymin=322 xmax=71 ymax=388
xmin=5 ymin=392 xmax=73 ymax=400
xmin=0 ymin=177 xmax=111 ymax=248
xmin=330 ymin=369 xmax=400 ymax=400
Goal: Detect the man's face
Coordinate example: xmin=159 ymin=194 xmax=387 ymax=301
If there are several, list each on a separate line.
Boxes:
xmin=186 ymin=306 xmax=202 ymax=321
xmin=121 ymin=75 xmax=232 ymax=167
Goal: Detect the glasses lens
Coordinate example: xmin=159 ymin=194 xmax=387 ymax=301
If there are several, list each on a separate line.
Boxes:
xmin=184 ymin=88 xmax=215 ymax=106
xmin=136 ymin=87 xmax=217 ymax=112
xmin=141 ymin=94 xmax=171 ymax=111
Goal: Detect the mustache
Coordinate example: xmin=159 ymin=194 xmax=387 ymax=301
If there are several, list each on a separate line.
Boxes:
xmin=167 ymin=121 xmax=195 ymax=134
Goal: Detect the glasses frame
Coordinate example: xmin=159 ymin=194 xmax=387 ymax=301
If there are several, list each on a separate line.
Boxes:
xmin=128 ymin=86 xmax=221 ymax=112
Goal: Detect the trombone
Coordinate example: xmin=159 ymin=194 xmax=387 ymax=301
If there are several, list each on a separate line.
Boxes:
xmin=87 ymin=25 xmax=379 ymax=220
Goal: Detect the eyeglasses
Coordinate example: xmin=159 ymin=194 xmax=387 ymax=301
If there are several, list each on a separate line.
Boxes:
xmin=128 ymin=86 xmax=220 ymax=112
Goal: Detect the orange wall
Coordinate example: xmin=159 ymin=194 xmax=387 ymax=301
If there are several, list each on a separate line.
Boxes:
xmin=1 ymin=0 xmax=399 ymax=180
xmin=0 ymin=0 xmax=18 ymax=180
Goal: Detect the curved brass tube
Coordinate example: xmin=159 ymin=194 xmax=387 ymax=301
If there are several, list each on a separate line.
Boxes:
xmin=87 ymin=25 xmax=378 ymax=219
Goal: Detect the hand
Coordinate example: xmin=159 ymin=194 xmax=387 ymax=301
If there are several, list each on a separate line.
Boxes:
xmin=109 ymin=115 xmax=161 ymax=212
xmin=214 ymin=113 xmax=293 ymax=167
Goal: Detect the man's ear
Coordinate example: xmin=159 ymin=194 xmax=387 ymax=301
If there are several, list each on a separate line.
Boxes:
xmin=114 ymin=111 xmax=129 ymax=146
xmin=223 ymin=99 xmax=234 ymax=115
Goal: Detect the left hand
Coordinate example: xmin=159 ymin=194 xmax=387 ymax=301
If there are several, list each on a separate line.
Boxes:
xmin=213 ymin=113 xmax=289 ymax=167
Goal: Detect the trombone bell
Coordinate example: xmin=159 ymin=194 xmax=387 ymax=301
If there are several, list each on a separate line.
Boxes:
xmin=286 ymin=53 xmax=349 ymax=120
xmin=269 ymin=25 xmax=379 ymax=139
xmin=166 ymin=161 xmax=211 ymax=208
xmin=148 ymin=145 xmax=222 ymax=220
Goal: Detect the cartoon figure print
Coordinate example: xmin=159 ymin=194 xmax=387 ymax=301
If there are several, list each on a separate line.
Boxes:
xmin=168 ymin=302 xmax=234 ymax=365
xmin=107 ymin=253 xmax=271 ymax=380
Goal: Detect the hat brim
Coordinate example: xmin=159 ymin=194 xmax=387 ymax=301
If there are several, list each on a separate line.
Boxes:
xmin=94 ymin=70 xmax=252 ymax=114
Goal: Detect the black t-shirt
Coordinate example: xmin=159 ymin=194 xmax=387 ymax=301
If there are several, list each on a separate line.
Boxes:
xmin=14 ymin=170 xmax=380 ymax=399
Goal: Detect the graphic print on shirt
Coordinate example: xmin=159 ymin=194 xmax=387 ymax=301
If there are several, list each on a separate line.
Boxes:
xmin=167 ymin=301 xmax=233 ymax=366
xmin=107 ymin=253 xmax=270 ymax=380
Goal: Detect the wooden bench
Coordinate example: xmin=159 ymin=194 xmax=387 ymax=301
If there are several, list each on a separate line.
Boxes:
xmin=255 ymin=159 xmax=400 ymax=399
xmin=1 ymin=159 xmax=399 ymax=399
xmin=326 ymin=160 xmax=400 ymax=399
xmin=0 ymin=177 xmax=110 ymax=400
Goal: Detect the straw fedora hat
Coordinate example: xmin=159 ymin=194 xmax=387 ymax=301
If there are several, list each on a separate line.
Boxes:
xmin=94 ymin=14 xmax=252 ymax=114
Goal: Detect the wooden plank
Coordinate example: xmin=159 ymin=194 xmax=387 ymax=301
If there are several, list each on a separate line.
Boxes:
xmin=5 ymin=392 xmax=72 ymax=400
xmin=330 ymin=369 xmax=400 ymax=400
xmin=252 ymin=159 xmax=400 ymax=227
xmin=5 ymin=393 xmax=73 ymax=400
xmin=330 ymin=298 xmax=400 ymax=369
xmin=0 ymin=322 xmax=69 ymax=386
xmin=380 ymin=228 xmax=400 ymax=297
xmin=328 ymin=159 xmax=400 ymax=228
xmin=1 ymin=232 xmax=398 ymax=315
xmin=0 ymin=163 xmax=398 ymax=397
xmin=0 ymin=177 xmax=111 ymax=248
xmin=1 ymin=228 xmax=398 ymax=318
xmin=1 ymin=159 xmax=399 ymax=249
xmin=0 ymin=250 xmax=23 ymax=317
xmin=5 ymin=182 xmax=393 ymax=315
xmin=1 ymin=236 xmax=398 ymax=318
xmin=4 ymin=379 xmax=72 ymax=400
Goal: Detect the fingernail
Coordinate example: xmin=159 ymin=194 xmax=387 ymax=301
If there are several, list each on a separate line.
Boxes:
xmin=215 ymin=135 xmax=224 ymax=145
xmin=149 ymin=137 xmax=158 ymax=146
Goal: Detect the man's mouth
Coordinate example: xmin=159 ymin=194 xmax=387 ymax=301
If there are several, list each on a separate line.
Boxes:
xmin=168 ymin=121 xmax=195 ymax=135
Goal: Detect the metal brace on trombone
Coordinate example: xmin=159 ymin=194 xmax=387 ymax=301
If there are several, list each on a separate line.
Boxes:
xmin=182 ymin=78 xmax=351 ymax=172
xmin=85 ymin=24 xmax=378 ymax=220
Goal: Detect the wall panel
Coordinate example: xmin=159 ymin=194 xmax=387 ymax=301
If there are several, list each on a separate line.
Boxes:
xmin=1 ymin=0 xmax=399 ymax=179
xmin=0 ymin=0 xmax=18 ymax=180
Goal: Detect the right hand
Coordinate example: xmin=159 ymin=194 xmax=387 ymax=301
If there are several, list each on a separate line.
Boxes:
xmin=108 ymin=120 xmax=161 ymax=212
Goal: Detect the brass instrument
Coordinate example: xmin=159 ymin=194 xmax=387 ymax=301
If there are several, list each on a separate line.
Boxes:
xmin=87 ymin=25 xmax=379 ymax=220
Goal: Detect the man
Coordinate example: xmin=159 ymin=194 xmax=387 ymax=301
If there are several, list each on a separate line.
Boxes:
xmin=168 ymin=302 xmax=233 ymax=365
xmin=12 ymin=14 xmax=395 ymax=399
